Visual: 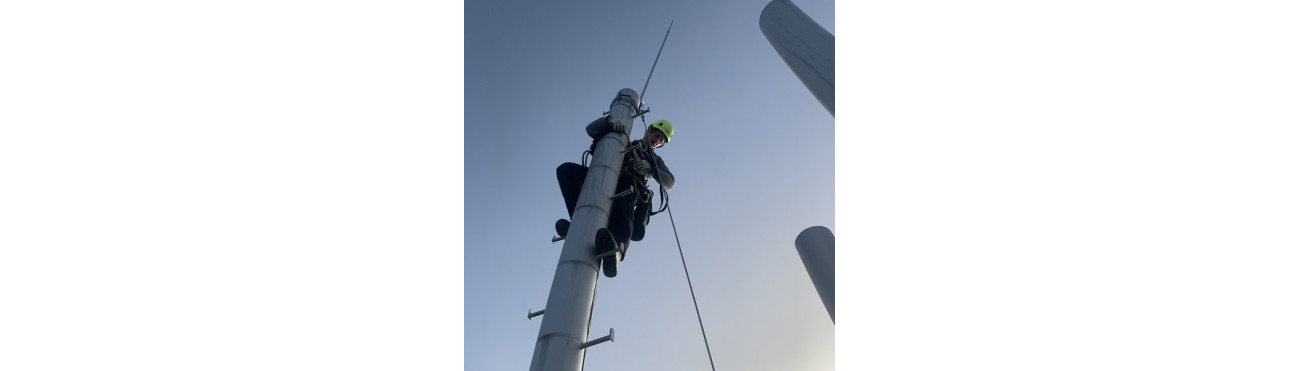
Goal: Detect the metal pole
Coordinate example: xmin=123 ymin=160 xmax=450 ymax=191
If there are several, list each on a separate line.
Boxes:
xmin=795 ymin=226 xmax=835 ymax=323
xmin=759 ymin=0 xmax=835 ymax=116
xmin=530 ymin=89 xmax=640 ymax=371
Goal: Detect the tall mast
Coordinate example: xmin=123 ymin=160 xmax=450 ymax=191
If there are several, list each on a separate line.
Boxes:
xmin=529 ymin=89 xmax=640 ymax=371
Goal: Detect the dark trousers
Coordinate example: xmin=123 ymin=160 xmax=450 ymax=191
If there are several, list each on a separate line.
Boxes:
xmin=557 ymin=162 xmax=636 ymax=252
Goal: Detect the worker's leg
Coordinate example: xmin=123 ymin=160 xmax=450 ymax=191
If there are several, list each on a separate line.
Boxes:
xmin=607 ymin=191 xmax=635 ymax=260
xmin=556 ymin=162 xmax=587 ymax=218
xmin=596 ymin=176 xmax=636 ymax=278
xmin=631 ymin=201 xmax=651 ymax=241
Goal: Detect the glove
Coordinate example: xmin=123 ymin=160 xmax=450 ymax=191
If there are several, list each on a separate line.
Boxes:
xmin=605 ymin=116 xmax=626 ymax=134
xmin=632 ymin=159 xmax=651 ymax=177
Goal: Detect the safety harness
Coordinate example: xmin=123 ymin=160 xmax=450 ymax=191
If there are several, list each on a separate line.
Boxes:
xmin=581 ymin=137 xmax=668 ymax=216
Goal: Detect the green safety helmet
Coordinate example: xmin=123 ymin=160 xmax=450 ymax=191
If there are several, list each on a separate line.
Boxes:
xmin=649 ymin=119 xmax=674 ymax=143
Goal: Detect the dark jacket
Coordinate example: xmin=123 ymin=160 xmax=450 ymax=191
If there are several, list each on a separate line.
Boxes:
xmin=586 ymin=117 xmax=675 ymax=190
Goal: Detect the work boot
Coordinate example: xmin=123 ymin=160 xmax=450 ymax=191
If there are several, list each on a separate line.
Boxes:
xmin=555 ymin=219 xmax=570 ymax=238
xmin=594 ymin=228 xmax=622 ymax=277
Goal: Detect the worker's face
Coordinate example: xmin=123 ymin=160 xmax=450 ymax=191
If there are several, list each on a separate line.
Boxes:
xmin=646 ymin=128 xmax=667 ymax=149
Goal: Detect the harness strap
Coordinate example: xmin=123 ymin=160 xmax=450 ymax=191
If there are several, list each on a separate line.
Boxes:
xmin=584 ymin=136 xmax=662 ymax=209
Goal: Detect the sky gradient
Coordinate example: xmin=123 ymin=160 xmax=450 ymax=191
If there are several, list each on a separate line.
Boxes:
xmin=465 ymin=0 xmax=836 ymax=370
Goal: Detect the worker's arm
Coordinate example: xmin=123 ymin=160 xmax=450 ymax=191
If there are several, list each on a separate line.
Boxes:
xmin=586 ymin=116 xmax=626 ymax=139
xmin=650 ymin=154 xmax=674 ymax=190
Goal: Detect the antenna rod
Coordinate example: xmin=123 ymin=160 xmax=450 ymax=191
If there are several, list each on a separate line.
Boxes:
xmin=638 ymin=20 xmax=674 ymax=108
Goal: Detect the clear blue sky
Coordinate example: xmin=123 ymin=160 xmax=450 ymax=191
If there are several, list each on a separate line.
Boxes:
xmin=464 ymin=0 xmax=835 ymax=370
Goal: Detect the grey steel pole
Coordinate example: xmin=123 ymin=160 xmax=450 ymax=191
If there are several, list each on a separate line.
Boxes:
xmin=759 ymin=0 xmax=835 ymax=116
xmin=529 ymin=89 xmax=640 ymax=371
xmin=795 ymin=226 xmax=835 ymax=323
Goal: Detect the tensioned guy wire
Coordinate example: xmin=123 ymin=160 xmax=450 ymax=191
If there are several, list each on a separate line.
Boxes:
xmin=666 ymin=204 xmax=716 ymax=371
xmin=631 ymin=19 xmax=714 ymax=370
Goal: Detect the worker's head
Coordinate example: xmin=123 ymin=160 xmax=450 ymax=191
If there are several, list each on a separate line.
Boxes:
xmin=645 ymin=119 xmax=674 ymax=149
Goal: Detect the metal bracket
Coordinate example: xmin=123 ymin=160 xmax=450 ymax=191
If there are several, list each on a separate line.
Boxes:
xmin=552 ymin=235 xmax=565 ymax=244
xmin=620 ymin=141 xmax=646 ymax=155
xmin=593 ymin=249 xmax=619 ymax=260
xmin=527 ymin=308 xmax=545 ymax=320
xmin=612 ymin=187 xmax=635 ymax=198
xmin=579 ymin=328 xmax=615 ymax=349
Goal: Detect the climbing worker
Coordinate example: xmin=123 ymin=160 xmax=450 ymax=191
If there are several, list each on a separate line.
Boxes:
xmin=554 ymin=115 xmax=675 ymax=278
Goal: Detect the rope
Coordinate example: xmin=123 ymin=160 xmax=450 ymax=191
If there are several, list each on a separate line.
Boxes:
xmin=651 ymin=184 xmax=668 ymax=215
xmin=666 ymin=203 xmax=716 ymax=371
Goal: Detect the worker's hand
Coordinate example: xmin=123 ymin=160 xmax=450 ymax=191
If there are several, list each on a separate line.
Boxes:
xmin=632 ymin=159 xmax=651 ymax=176
xmin=605 ymin=116 xmax=626 ymax=134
